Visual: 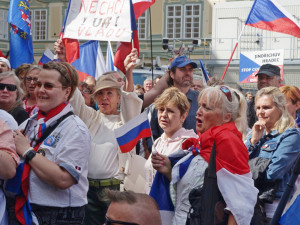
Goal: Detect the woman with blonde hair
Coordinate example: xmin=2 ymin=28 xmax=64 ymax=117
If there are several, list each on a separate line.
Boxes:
xmin=279 ymin=85 xmax=300 ymax=127
xmin=245 ymin=87 xmax=300 ymax=220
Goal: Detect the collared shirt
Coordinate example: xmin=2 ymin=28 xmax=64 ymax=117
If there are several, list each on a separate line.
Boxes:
xmin=245 ymin=127 xmax=300 ymax=199
xmin=150 ymin=89 xmax=199 ymax=141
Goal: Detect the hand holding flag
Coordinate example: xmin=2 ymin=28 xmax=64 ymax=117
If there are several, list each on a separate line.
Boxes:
xmin=114 ymin=111 xmax=152 ymax=153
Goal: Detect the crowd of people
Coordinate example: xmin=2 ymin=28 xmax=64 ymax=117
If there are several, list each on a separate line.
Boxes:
xmin=0 ymin=41 xmax=300 ymax=225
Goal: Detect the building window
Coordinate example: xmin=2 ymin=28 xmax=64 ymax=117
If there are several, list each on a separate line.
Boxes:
xmin=184 ymin=4 xmax=201 ymax=39
xmin=166 ymin=5 xmax=182 ymax=39
xmin=32 ymin=9 xmax=47 ymax=41
xmin=0 ymin=9 xmax=8 ymax=40
xmin=166 ymin=4 xmax=201 ymax=39
xmin=137 ymin=11 xmax=147 ymax=39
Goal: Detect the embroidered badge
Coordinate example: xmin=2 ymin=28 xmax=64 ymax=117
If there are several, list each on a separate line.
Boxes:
xmin=262 ymin=144 xmax=269 ymax=149
xmin=37 ymin=148 xmax=46 ymax=156
xmin=44 ymin=136 xmax=55 ymax=146
xmin=75 ymin=166 xmax=82 ymax=172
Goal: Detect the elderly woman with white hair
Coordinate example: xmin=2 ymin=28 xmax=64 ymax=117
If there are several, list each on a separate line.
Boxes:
xmin=152 ymin=85 xmax=257 ymax=225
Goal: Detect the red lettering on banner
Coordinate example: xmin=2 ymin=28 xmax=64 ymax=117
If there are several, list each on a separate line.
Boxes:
xmin=115 ymin=28 xmax=125 ymax=38
xmin=89 ymin=0 xmax=98 ymax=14
xmin=80 ymin=0 xmax=88 ymax=13
xmin=78 ymin=26 xmax=86 ymax=36
xmin=106 ymin=29 xmax=114 ymax=37
xmin=107 ymin=1 xmax=114 ymax=15
xmin=99 ymin=1 xmax=107 ymax=15
xmin=85 ymin=27 xmax=92 ymax=36
xmin=95 ymin=28 xmax=105 ymax=37
xmin=115 ymin=0 xmax=125 ymax=14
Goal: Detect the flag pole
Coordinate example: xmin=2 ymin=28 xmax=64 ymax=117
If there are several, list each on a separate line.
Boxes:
xmin=149 ymin=8 xmax=154 ymax=83
xmin=221 ymin=24 xmax=246 ymax=80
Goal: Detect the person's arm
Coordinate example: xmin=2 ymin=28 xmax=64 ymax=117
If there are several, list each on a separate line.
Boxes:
xmin=0 ymin=121 xmax=18 ymax=179
xmin=14 ymin=129 xmax=76 ymax=189
xmin=151 ymin=152 xmax=172 ymax=181
xmin=54 ymin=39 xmax=67 ymax=62
xmin=227 ymin=214 xmax=238 ymax=225
xmin=124 ymin=48 xmax=138 ymax=92
xmin=142 ymin=71 xmax=170 ymax=108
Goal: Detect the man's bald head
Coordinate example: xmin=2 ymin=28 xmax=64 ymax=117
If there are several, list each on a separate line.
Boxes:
xmin=105 ymin=190 xmax=161 ymax=225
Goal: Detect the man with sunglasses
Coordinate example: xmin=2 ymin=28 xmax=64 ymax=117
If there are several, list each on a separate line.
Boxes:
xmin=105 ymin=190 xmax=161 ymax=225
xmin=150 ymin=55 xmax=199 ymax=141
xmin=0 ymin=57 xmax=11 ymax=73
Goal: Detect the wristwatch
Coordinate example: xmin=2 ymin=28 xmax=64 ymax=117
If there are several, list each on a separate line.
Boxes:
xmin=25 ymin=150 xmax=36 ymax=164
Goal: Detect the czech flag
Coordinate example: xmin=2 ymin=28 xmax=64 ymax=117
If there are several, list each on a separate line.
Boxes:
xmin=245 ymin=0 xmax=300 ymax=38
xmin=72 ymin=41 xmax=106 ymax=81
xmin=114 ymin=0 xmax=139 ymax=74
xmin=114 ymin=111 xmax=151 ymax=153
xmin=132 ymin=0 xmax=156 ymax=20
xmin=38 ymin=48 xmax=55 ymax=65
xmin=60 ymin=0 xmax=79 ymax=64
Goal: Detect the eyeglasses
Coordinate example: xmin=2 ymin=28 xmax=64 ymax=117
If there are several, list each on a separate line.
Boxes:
xmin=0 ymin=83 xmax=17 ymax=92
xmin=82 ymin=88 xmax=92 ymax=94
xmin=105 ymin=216 xmax=139 ymax=225
xmin=220 ymin=86 xmax=232 ymax=102
xmin=36 ymin=82 xmax=65 ymax=90
xmin=26 ymin=77 xmax=38 ymax=83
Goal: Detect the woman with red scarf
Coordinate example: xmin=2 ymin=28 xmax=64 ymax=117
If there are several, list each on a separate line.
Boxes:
xmin=7 ymin=62 xmax=91 ymax=225
xmin=151 ymin=85 xmax=258 ymax=225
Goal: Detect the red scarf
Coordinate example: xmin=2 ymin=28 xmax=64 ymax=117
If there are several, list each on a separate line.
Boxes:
xmin=15 ymin=102 xmax=68 ymax=224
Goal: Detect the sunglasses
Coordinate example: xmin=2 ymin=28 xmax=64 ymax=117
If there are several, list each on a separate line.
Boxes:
xmin=105 ymin=216 xmax=139 ymax=225
xmin=0 ymin=83 xmax=17 ymax=91
xmin=36 ymin=82 xmax=65 ymax=90
xmin=26 ymin=77 xmax=38 ymax=83
xmin=220 ymin=86 xmax=232 ymax=102
xmin=82 ymin=88 xmax=92 ymax=94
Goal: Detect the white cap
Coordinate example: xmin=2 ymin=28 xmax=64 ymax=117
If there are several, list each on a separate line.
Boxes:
xmin=0 ymin=57 xmax=11 ymax=69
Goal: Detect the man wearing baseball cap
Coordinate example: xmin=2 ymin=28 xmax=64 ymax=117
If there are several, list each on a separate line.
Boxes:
xmin=150 ymin=55 xmax=199 ymax=140
xmin=247 ymin=64 xmax=282 ymax=127
xmin=0 ymin=57 xmax=11 ymax=73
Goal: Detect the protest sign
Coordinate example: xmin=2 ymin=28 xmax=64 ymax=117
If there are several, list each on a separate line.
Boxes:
xmin=64 ymin=0 xmax=132 ymax=42
xmin=239 ymin=49 xmax=284 ymax=83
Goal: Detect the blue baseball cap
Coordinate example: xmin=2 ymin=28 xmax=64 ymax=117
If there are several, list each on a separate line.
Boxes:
xmin=170 ymin=55 xmax=197 ymax=70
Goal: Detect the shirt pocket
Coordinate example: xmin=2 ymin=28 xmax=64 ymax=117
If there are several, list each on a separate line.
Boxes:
xmin=260 ymin=141 xmax=278 ymax=158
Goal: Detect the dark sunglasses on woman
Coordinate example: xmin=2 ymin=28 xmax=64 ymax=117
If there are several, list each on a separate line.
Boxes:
xmin=0 ymin=83 xmax=17 ymax=91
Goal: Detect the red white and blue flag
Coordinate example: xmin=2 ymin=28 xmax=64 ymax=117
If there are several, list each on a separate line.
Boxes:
xmin=132 ymin=0 xmax=156 ymax=20
xmin=106 ymin=41 xmax=118 ymax=72
xmin=60 ymin=0 xmax=79 ymax=64
xmin=114 ymin=111 xmax=151 ymax=153
xmin=114 ymin=0 xmax=139 ymax=74
xmin=72 ymin=41 xmax=106 ymax=81
xmin=245 ymin=0 xmax=300 ymax=38
xmin=7 ymin=0 xmax=34 ymax=69
xmin=38 ymin=48 xmax=55 ymax=65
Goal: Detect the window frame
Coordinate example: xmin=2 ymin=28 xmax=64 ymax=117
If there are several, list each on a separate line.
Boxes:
xmin=0 ymin=9 xmax=8 ymax=40
xmin=183 ymin=4 xmax=201 ymax=39
xmin=137 ymin=11 xmax=147 ymax=40
xmin=31 ymin=9 xmax=47 ymax=41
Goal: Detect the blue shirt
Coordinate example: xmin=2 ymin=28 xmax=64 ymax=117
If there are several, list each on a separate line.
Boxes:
xmin=245 ymin=127 xmax=300 ymax=199
xmin=150 ymin=89 xmax=199 ymax=141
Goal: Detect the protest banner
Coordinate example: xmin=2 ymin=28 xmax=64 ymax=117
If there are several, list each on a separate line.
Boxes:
xmin=239 ymin=49 xmax=284 ymax=83
xmin=63 ymin=0 xmax=132 ymax=42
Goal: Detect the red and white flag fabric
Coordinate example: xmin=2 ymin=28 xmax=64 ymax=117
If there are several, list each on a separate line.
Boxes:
xmin=132 ymin=0 xmax=156 ymax=19
xmin=114 ymin=0 xmax=139 ymax=74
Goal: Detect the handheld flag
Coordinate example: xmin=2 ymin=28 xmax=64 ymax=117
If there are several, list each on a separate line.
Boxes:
xmin=114 ymin=0 xmax=139 ymax=74
xmin=7 ymin=0 xmax=34 ymax=69
xmin=106 ymin=41 xmax=117 ymax=72
xmin=60 ymin=0 xmax=79 ymax=63
xmin=38 ymin=48 xmax=55 ymax=65
xmin=245 ymin=0 xmax=300 ymax=38
xmin=133 ymin=0 xmax=156 ymax=20
xmin=279 ymin=194 xmax=300 ymax=225
xmin=199 ymin=59 xmax=209 ymax=82
xmin=114 ymin=111 xmax=151 ymax=153
xmin=0 ymin=49 xmax=5 ymax=58
xmin=72 ymin=41 xmax=106 ymax=81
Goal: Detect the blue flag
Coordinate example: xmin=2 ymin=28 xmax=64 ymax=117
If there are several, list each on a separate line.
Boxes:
xmin=7 ymin=0 xmax=34 ymax=69
xmin=199 ymin=59 xmax=209 ymax=82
